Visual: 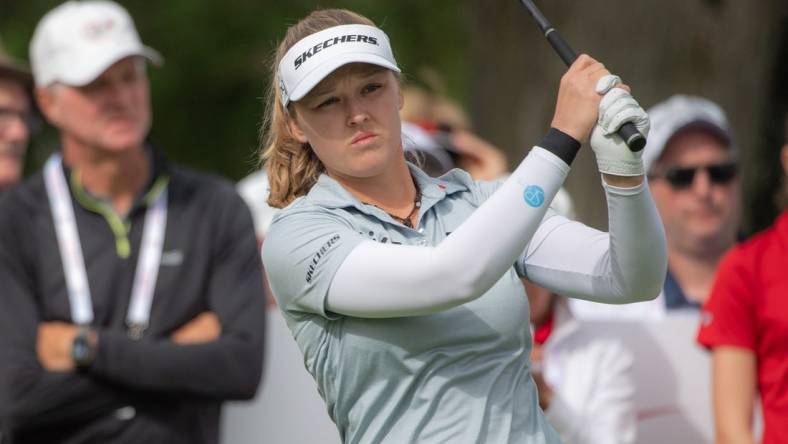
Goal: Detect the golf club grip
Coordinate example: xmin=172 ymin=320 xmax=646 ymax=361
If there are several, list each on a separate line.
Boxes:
xmin=617 ymin=123 xmax=646 ymax=151
xmin=545 ymin=29 xmax=577 ymax=66
xmin=545 ymin=29 xmax=646 ymax=152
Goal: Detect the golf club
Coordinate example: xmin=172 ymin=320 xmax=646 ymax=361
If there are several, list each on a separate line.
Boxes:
xmin=519 ymin=0 xmax=647 ymax=152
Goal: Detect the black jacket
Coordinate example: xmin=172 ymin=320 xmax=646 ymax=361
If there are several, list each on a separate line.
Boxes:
xmin=0 ymin=149 xmax=266 ymax=444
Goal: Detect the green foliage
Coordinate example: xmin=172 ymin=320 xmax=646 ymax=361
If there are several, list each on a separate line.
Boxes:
xmin=1 ymin=0 xmax=471 ymax=180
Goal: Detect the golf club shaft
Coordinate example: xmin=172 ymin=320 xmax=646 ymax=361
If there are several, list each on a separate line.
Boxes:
xmin=519 ymin=0 xmax=646 ymax=152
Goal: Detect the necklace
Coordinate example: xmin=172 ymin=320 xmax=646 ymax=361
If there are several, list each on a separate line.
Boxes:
xmin=365 ymin=181 xmax=421 ymax=229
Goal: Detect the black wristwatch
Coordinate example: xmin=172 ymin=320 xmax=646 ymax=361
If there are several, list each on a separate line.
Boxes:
xmin=71 ymin=326 xmax=96 ymax=369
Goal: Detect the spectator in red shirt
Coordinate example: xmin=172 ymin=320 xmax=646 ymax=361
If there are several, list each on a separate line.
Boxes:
xmin=697 ymin=115 xmax=788 ymax=444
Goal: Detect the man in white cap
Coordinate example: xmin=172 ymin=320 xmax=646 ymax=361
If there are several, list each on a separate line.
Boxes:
xmin=0 ymin=39 xmax=33 ymax=193
xmin=572 ymin=95 xmax=740 ymax=320
xmin=0 ymin=2 xmax=266 ymax=443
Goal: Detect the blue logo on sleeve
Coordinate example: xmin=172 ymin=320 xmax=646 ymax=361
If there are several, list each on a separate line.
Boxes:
xmin=523 ymin=185 xmax=545 ymax=208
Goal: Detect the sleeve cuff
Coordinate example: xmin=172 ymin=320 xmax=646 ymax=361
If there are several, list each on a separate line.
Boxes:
xmin=537 ymin=128 xmax=581 ymax=166
xmin=602 ymin=178 xmax=647 ymax=195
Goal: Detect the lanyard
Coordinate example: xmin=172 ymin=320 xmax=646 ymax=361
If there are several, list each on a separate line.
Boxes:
xmin=43 ymin=153 xmax=168 ymax=339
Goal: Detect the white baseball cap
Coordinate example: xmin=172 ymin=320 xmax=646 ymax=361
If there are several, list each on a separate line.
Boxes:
xmin=277 ymin=24 xmax=400 ymax=107
xmin=642 ymin=95 xmax=734 ymax=173
xmin=30 ymin=0 xmax=162 ymax=87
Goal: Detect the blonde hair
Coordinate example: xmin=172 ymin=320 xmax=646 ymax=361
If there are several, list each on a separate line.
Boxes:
xmin=260 ymin=9 xmax=376 ymax=208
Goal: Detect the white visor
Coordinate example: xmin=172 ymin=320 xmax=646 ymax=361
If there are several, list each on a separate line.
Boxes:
xmin=277 ymin=24 xmax=400 ymax=107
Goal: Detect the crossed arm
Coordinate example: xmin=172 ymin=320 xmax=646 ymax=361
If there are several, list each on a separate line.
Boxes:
xmin=0 ymin=191 xmax=266 ymax=431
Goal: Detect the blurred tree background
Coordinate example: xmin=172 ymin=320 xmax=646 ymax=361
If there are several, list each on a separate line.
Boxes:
xmin=470 ymin=0 xmax=788 ymax=233
xmin=1 ymin=0 xmax=787 ymax=233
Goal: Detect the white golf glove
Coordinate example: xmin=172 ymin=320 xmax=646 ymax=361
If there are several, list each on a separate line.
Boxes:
xmin=589 ymin=75 xmax=650 ymax=176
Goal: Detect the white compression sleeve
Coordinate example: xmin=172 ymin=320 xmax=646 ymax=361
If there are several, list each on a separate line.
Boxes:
xmin=327 ymin=147 xmax=569 ymax=318
xmin=521 ymin=180 xmax=667 ymax=304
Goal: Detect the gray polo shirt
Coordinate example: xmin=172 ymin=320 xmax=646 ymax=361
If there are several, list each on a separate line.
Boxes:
xmin=263 ymin=165 xmax=562 ymax=444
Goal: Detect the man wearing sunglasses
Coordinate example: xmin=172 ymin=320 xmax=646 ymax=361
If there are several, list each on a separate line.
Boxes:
xmin=572 ymin=95 xmax=740 ymax=320
xmin=0 ymin=40 xmax=33 ymax=194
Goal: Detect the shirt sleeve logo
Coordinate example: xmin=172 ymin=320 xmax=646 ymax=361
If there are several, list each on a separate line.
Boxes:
xmin=523 ymin=185 xmax=545 ymax=208
xmin=305 ymin=234 xmax=341 ymax=284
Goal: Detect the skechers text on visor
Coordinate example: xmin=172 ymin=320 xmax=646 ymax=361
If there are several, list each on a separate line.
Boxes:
xmin=277 ymin=24 xmax=400 ymax=107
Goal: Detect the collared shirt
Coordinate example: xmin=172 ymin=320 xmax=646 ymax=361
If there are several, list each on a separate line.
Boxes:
xmin=62 ymin=150 xmax=169 ymax=259
xmin=264 ymin=164 xmax=562 ymax=444
xmin=662 ymin=269 xmax=701 ymax=310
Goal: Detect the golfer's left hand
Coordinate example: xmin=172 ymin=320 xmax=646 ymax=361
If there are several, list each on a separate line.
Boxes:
xmin=590 ymin=75 xmax=650 ymax=183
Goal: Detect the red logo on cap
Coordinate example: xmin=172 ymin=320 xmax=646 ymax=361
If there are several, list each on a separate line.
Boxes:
xmin=83 ymin=18 xmax=116 ymax=40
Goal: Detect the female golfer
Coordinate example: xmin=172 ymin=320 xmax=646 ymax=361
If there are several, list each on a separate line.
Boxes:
xmin=261 ymin=9 xmax=666 ymax=444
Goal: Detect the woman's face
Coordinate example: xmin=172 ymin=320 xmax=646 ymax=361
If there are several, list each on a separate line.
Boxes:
xmin=289 ymin=63 xmax=403 ymax=180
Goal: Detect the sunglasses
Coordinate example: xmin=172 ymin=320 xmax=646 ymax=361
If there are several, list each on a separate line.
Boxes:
xmin=650 ymin=162 xmax=738 ymax=189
